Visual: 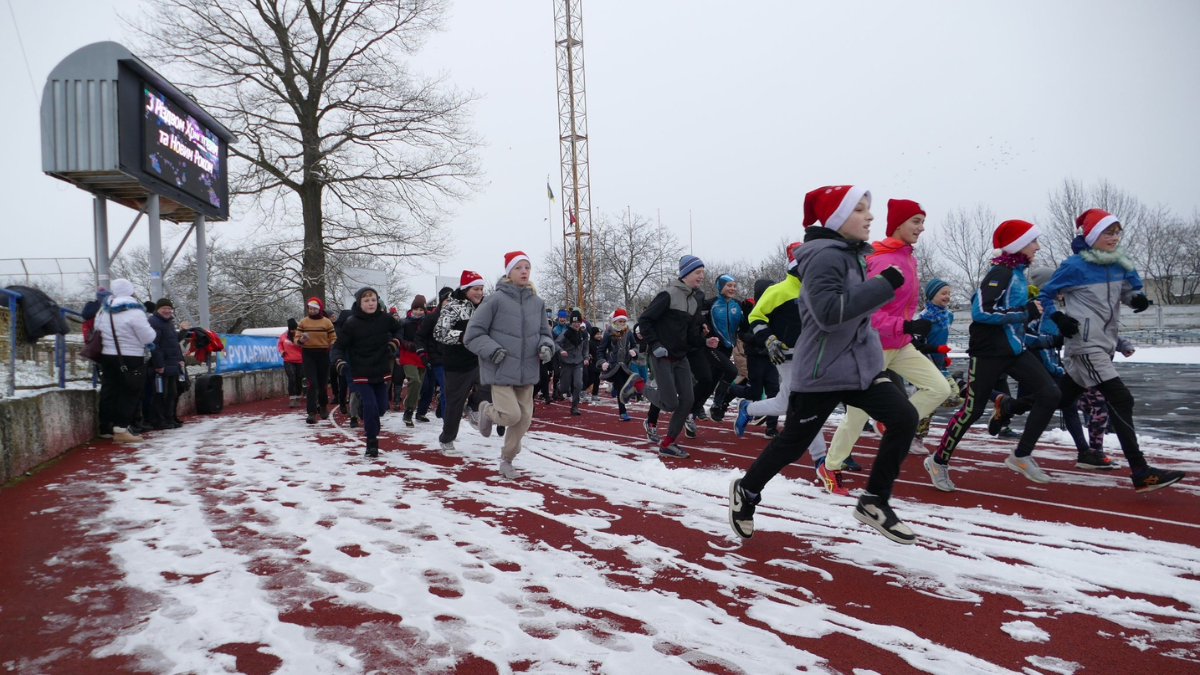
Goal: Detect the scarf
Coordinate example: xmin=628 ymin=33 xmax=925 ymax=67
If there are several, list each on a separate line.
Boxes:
xmin=919 ymin=302 xmax=953 ymax=330
xmin=1080 ymin=246 xmax=1136 ymax=271
xmin=990 ymin=251 xmax=1031 ymax=268
xmin=565 ymin=326 xmax=583 ymax=347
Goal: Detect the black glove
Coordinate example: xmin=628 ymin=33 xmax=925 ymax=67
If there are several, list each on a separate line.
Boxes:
xmin=1130 ymin=294 xmax=1152 ymax=313
xmin=902 ymin=319 xmax=932 ymax=336
xmin=1052 ymin=333 xmax=1064 ymax=348
xmin=418 ymin=350 xmax=431 ymax=368
xmin=1025 ymin=300 xmax=1041 ymax=321
xmin=878 ymin=266 xmax=904 ymax=290
xmin=387 ymin=341 xmax=400 ymax=357
xmin=403 ymin=340 xmax=417 ymax=352
xmin=1050 ymin=312 xmax=1080 ymax=338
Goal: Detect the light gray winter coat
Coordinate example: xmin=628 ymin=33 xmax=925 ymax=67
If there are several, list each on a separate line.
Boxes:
xmin=465 ymin=280 xmax=555 ymax=386
xmin=790 ymin=228 xmax=895 ymax=393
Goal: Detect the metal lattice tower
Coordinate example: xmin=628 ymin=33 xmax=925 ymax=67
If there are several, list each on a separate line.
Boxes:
xmin=553 ymin=0 xmax=594 ymax=316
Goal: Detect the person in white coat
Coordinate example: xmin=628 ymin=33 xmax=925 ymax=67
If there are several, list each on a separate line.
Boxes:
xmin=96 ymin=279 xmax=157 ymax=443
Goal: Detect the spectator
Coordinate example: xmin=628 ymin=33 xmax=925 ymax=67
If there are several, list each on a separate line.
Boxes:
xmin=146 ymin=298 xmax=190 ymax=429
xmin=278 ymin=318 xmax=305 ymax=408
xmin=96 ymin=279 xmax=156 ymax=443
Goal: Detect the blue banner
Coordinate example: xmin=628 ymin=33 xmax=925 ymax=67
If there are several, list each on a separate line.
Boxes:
xmin=213 ymin=333 xmax=284 ymax=373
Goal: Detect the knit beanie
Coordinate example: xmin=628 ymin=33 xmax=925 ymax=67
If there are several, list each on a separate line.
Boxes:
xmin=155 ymin=298 xmax=174 ymax=309
xmin=411 ymin=294 xmax=426 ymax=310
xmin=1027 ymin=267 xmax=1054 ymax=290
xmin=802 ymin=185 xmax=871 ymax=232
xmin=570 ymin=308 xmax=583 ymax=322
xmin=678 ymin=255 xmax=705 ymax=279
xmin=716 ymin=274 xmax=736 ymax=294
xmin=992 ymin=219 xmax=1042 ymax=254
xmin=111 ymin=278 xmax=136 ymax=297
xmin=557 ymin=309 xmax=569 ymax=319
xmin=924 ymin=277 xmax=948 ymax=301
xmin=886 ymin=199 xmax=926 ymax=237
xmin=1075 ymin=209 xmax=1120 ymax=248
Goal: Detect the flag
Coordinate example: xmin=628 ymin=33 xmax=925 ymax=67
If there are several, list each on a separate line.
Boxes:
xmin=547 ymin=182 xmax=555 ymax=201
xmin=569 ymin=208 xmax=576 ymax=224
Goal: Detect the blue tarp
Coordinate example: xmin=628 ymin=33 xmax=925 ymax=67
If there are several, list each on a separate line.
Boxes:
xmin=213 ymin=333 xmax=283 ymax=373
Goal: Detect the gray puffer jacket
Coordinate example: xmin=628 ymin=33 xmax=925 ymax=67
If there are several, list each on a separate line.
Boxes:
xmin=790 ymin=228 xmax=895 ymax=392
xmin=465 ymin=281 xmax=555 ymax=386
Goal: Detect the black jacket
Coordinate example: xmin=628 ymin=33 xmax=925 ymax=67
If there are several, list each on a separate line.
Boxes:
xmin=414 ymin=307 xmax=443 ymax=367
xmin=331 ymin=307 xmax=403 ymax=384
xmin=7 ymin=285 xmax=69 ymax=343
xmin=737 ymin=278 xmax=775 ymax=358
xmin=638 ymin=278 xmax=706 ymax=360
xmin=148 ymin=312 xmax=187 ymax=375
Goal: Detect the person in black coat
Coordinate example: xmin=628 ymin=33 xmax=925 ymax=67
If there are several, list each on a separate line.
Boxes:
xmin=414 ymin=286 xmax=453 ymax=420
xmin=331 ymin=287 xmax=403 ymax=457
xmin=147 ymin=298 xmax=190 ymax=429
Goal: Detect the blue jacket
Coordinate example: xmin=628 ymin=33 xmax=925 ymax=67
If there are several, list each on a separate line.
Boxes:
xmin=707 ymin=295 xmax=742 ymax=350
xmin=1037 ymin=245 xmax=1144 ymax=359
xmin=969 ymin=263 xmax=1032 ymax=357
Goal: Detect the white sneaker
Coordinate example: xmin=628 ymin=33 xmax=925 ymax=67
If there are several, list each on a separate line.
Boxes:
xmin=909 ymin=437 xmax=930 ymax=456
xmin=439 ymin=441 xmax=458 ymax=456
xmin=924 ymin=454 xmax=955 ymax=492
xmin=466 ymin=407 xmax=479 ymax=430
xmin=499 ymin=460 xmax=519 ymax=479
xmin=112 ymin=427 xmax=144 ymax=443
xmin=1005 ymin=452 xmax=1051 ymax=484
xmin=477 ymin=401 xmax=494 ymax=438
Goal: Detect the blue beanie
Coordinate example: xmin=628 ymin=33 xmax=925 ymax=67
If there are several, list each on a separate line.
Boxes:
xmin=678 ymin=255 xmax=705 ymax=279
xmin=716 ymin=274 xmax=736 ymax=294
xmin=557 ymin=309 xmax=569 ymax=319
xmin=924 ymin=277 xmax=948 ymax=301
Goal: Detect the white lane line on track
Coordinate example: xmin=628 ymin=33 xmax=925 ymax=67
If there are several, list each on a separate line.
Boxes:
xmin=533 ymin=417 xmax=1200 ymax=532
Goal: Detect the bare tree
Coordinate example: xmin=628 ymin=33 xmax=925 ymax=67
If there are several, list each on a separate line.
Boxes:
xmin=925 ymin=204 xmax=997 ymax=305
xmin=129 ymin=0 xmax=481 ymax=303
xmin=592 ymin=210 xmax=684 ymax=314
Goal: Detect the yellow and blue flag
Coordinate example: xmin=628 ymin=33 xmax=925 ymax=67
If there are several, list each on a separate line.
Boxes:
xmin=547 ymin=182 xmax=555 ymax=201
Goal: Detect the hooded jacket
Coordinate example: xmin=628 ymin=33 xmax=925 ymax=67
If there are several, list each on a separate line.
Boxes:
xmin=597 ymin=325 xmax=636 ymax=379
xmin=97 ymin=294 xmax=157 ymax=357
xmin=707 ymin=293 xmax=742 ymax=350
xmin=555 ymin=323 xmax=591 ymax=365
xmin=1037 ymin=236 xmax=1144 ymax=359
xmin=737 ymin=279 xmax=774 ymax=358
xmin=638 ymin=278 xmax=705 ymax=360
xmin=465 ymin=280 xmax=555 ymax=386
xmin=330 ymin=295 xmax=403 ymax=384
xmin=865 ymin=236 xmax=920 ymax=350
xmin=148 ymin=311 xmax=188 ymax=375
xmin=435 ymin=291 xmax=481 ymax=373
xmin=746 ymin=273 xmax=802 ymax=358
xmin=789 ymin=227 xmax=894 ymax=392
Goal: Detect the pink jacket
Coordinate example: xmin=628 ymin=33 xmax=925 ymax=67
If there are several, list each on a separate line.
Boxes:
xmin=866 ymin=237 xmax=920 ymax=350
xmin=278 ymin=331 xmax=304 ymax=364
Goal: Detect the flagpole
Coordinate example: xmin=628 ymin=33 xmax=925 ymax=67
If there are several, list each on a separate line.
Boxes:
xmin=547 ymin=174 xmax=554 ymax=249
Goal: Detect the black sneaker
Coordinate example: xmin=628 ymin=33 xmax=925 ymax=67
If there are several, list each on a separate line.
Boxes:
xmin=658 ymin=442 xmax=690 ymax=459
xmin=365 ymin=438 xmax=379 ymax=458
xmin=415 ymin=414 xmax=430 ymax=423
xmin=1133 ymin=466 xmax=1185 ymax=493
xmin=497 ymin=425 xmax=506 ymax=437
xmin=763 ymin=427 xmax=778 ymax=439
xmin=998 ymin=426 xmax=1020 ymax=438
xmin=843 ymin=455 xmax=863 ymax=472
xmin=338 ymin=404 xmax=348 ymax=415
xmin=728 ymin=478 xmax=760 ymax=540
xmin=349 ymin=416 xmax=359 ymax=429
xmin=1076 ymin=451 xmax=1116 ymax=470
xmin=709 ymin=405 xmax=725 ymax=422
xmin=306 ymin=414 xmax=317 ymax=425
xmin=570 ymin=407 xmax=581 ymax=416
xmin=404 ymin=411 xmax=415 ymax=427
xmin=694 ymin=410 xmax=709 ymax=422
xmin=684 ymin=415 xmax=698 ymax=439
xmin=987 ymin=394 xmax=1011 ymax=436
xmin=319 ymin=409 xmax=330 ymax=420
xmin=853 ymin=493 xmax=916 ymax=544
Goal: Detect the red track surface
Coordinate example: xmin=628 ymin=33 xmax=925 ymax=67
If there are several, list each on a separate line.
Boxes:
xmin=2 ymin=396 xmax=1197 ymax=674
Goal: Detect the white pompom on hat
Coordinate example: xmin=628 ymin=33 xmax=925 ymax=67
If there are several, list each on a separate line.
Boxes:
xmin=802 ymin=185 xmax=871 ymax=232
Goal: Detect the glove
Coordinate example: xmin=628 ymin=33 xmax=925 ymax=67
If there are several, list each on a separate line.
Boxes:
xmin=765 ymin=335 xmax=787 ymax=365
xmin=936 ymin=345 xmax=951 ymax=354
xmin=652 ymin=346 xmax=668 ymax=358
xmin=1025 ymin=300 xmax=1041 ymax=321
xmin=902 ymin=319 xmax=932 ymax=336
xmin=491 ymin=347 xmax=508 ymax=365
xmin=418 ymin=350 xmax=431 ymax=367
xmin=878 ymin=266 xmax=904 ymax=290
xmin=388 ymin=341 xmax=400 ymax=358
xmin=1050 ymin=312 xmax=1080 ymax=338
xmin=1052 ymin=333 xmax=1065 ymax=348
xmin=539 ymin=344 xmax=554 ymax=363
xmin=944 ymin=356 xmax=952 ymax=367
xmin=403 ymin=340 xmax=417 ymax=352
xmin=335 ymin=360 xmax=346 ymax=376
xmin=1131 ymin=294 xmax=1152 ymax=313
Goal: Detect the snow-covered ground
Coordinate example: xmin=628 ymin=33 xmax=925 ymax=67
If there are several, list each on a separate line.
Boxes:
xmin=26 ymin=409 xmax=1198 ymax=674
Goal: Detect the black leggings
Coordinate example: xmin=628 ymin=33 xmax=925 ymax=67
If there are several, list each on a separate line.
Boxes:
xmin=1058 ymin=374 xmax=1145 ymax=471
xmin=934 ymin=352 xmax=1060 ymax=461
xmin=302 ymin=349 xmax=330 ymax=413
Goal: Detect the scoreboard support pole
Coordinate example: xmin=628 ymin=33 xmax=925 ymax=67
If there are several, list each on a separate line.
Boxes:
xmin=94 ymin=196 xmax=110 ymax=290
xmin=148 ymin=194 xmax=164 ymax=300
xmin=194 ymin=214 xmax=210 ymax=330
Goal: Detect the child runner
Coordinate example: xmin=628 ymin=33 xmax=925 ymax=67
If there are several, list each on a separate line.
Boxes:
xmin=330 ymin=287 xmax=403 ymax=457
xmin=396 ymin=296 xmax=427 ymax=426
xmin=909 ymin=278 xmax=958 ymax=445
xmin=697 ymin=274 xmax=748 ymax=422
xmin=598 ymin=308 xmax=638 ymax=421
xmin=278 ymin=318 xmax=305 ymax=408
xmin=729 ymin=185 xmax=920 ymax=544
xmin=435 ymin=270 xmax=487 ymax=456
xmin=465 ymin=251 xmax=556 ymax=479
xmin=736 ymin=279 xmax=781 ymax=438
xmin=925 ymin=219 xmax=1061 ymax=491
xmin=1037 ymin=209 xmax=1185 ymax=492
xmin=822 ymin=200 xmax=952 ymax=495
xmin=554 ymin=308 xmax=591 ymax=415
xmin=619 ymin=255 xmax=719 ymax=458
xmin=297 ymin=297 xmax=336 ymax=424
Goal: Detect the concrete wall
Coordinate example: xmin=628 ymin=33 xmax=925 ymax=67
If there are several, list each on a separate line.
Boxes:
xmin=0 ymin=368 xmax=286 ymax=485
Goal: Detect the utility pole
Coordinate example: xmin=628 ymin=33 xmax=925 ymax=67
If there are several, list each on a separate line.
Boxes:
xmin=553 ymin=0 xmax=595 ymax=317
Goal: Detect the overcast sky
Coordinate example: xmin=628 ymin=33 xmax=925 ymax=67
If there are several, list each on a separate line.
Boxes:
xmin=3 ymin=0 xmax=1199 ymax=304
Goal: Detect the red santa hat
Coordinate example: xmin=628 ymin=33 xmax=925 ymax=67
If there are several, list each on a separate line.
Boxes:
xmin=611 ymin=308 xmax=628 ymax=322
xmin=504 ymin=251 xmax=531 ymax=276
xmin=785 ymin=241 xmax=802 ymax=270
xmin=1075 ymin=209 xmax=1120 ymax=248
xmin=802 ymin=185 xmax=871 ymax=232
xmin=992 ymin=219 xmax=1043 ymax=254
xmin=459 ymin=269 xmax=484 ymax=289
xmin=886 ymin=199 xmax=926 ymax=237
